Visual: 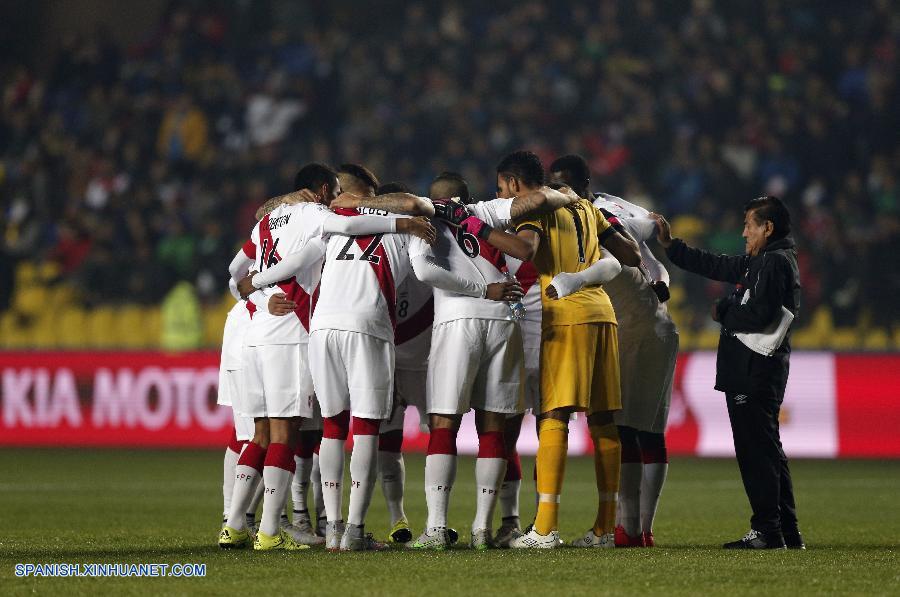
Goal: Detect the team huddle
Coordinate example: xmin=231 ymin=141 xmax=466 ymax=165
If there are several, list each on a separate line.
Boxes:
xmin=216 ymin=150 xmax=679 ymax=551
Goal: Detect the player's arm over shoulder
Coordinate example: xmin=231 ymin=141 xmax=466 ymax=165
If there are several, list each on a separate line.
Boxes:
xmin=513 ymin=215 xmax=546 ymax=261
xmin=594 ymin=207 xmax=640 ymax=267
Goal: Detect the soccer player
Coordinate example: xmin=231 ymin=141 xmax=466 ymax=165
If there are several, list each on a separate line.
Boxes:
xmin=221 ymin=163 xmax=430 ymax=551
xmin=424 ymin=172 xmax=547 ymax=548
xmin=335 ymin=170 xmax=422 ymax=544
xmin=219 ymin=238 xmax=287 ymax=538
xmin=404 ymin=171 xmax=582 ymax=550
xmin=550 ymin=154 xmax=679 ymax=547
xmin=492 ymin=150 xmax=639 ymax=549
xmin=244 ymin=175 xmax=440 ymax=552
xmin=217 ymin=271 xmax=261 ymax=531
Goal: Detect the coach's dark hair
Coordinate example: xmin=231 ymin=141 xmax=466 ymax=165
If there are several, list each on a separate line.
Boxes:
xmin=294 ymin=163 xmax=337 ymax=193
xmin=549 ymin=154 xmax=590 ymax=196
xmin=496 ymin=150 xmax=544 ymax=188
xmin=430 ymin=171 xmax=470 ymax=203
xmin=377 ymin=181 xmax=412 ymax=194
xmin=745 ymin=196 xmax=791 ymax=241
xmin=338 ymin=163 xmax=380 ymax=193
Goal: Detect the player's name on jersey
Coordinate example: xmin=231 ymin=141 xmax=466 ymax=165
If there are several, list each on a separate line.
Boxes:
xmin=263 ymin=213 xmax=291 ymax=231
xmin=358 ymin=207 xmax=390 ymax=216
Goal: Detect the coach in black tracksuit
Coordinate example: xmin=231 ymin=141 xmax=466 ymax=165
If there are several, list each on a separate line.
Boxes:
xmin=652 ymin=197 xmax=804 ymax=550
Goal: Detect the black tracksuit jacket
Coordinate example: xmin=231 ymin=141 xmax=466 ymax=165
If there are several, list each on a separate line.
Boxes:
xmin=666 ymin=236 xmax=801 ymax=400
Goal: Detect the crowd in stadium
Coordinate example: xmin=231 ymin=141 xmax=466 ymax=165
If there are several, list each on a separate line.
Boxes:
xmin=1 ymin=0 xmax=897 ymax=341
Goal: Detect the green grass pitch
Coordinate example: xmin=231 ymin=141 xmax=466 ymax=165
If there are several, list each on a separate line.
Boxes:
xmin=1 ymin=449 xmax=898 ymax=596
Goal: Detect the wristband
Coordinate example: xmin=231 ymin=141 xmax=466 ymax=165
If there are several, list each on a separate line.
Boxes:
xmin=461 ymin=216 xmax=493 ymax=239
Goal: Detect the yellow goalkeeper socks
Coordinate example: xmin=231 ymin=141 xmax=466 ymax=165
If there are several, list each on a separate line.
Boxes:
xmin=534 ymin=418 xmax=568 ymax=535
xmin=589 ymin=422 xmax=621 ymax=536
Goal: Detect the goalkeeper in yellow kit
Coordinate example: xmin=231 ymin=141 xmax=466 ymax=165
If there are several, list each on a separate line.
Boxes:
xmin=492 ymin=151 xmax=641 ymax=548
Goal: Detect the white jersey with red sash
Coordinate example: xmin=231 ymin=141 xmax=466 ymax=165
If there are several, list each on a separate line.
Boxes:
xmin=243 ymin=203 xmax=330 ymax=347
xmin=394 ymin=276 xmax=434 ymax=371
xmin=310 ymin=207 xmax=413 ymax=343
xmin=409 ymin=200 xmax=515 ymax=325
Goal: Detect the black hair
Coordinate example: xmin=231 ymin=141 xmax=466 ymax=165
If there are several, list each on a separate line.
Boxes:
xmin=429 ymin=171 xmax=470 ymax=203
xmin=338 ymin=163 xmax=380 ymax=192
xmin=745 ymin=196 xmax=791 ymax=240
xmin=549 ymin=154 xmax=590 ymax=195
xmin=496 ymin=150 xmax=544 ymax=188
xmin=377 ymin=181 xmax=412 ymax=194
xmin=293 ymin=163 xmax=337 ymax=193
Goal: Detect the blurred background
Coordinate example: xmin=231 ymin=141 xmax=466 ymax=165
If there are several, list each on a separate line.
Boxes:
xmin=1 ymin=0 xmax=898 ymax=351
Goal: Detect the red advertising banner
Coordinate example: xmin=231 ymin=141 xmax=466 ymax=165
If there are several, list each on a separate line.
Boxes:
xmin=1 ymin=351 xmax=898 ymax=457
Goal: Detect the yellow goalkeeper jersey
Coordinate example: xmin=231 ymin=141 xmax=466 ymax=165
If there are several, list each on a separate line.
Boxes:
xmin=515 ymin=198 xmax=617 ymax=327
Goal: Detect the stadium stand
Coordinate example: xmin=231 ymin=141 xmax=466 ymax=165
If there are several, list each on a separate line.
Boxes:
xmin=1 ymin=1 xmax=897 ymax=349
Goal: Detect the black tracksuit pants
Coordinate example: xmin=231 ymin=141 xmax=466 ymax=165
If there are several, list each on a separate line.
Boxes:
xmin=725 ymin=392 xmax=798 ymax=534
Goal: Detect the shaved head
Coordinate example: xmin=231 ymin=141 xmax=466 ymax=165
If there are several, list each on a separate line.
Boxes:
xmin=429 ymin=171 xmax=470 ymax=204
xmin=337 ymin=163 xmax=380 ymax=197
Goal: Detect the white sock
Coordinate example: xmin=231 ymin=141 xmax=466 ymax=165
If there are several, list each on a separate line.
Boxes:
xmin=425 ymin=454 xmax=457 ymax=529
xmin=222 ymin=447 xmax=240 ymax=520
xmin=259 ymin=444 xmax=295 ymax=537
xmin=248 ymin=474 xmax=264 ymax=517
xmin=311 ymin=452 xmax=325 ymax=522
xmin=640 ymin=462 xmax=668 ymax=534
xmin=259 ymin=468 xmax=292 ymax=536
xmin=379 ymin=450 xmax=406 ymax=525
xmin=319 ymin=437 xmax=345 ymax=522
xmin=619 ymin=462 xmax=643 ymax=537
xmin=472 ymin=457 xmax=506 ymax=532
xmin=225 ymin=465 xmax=260 ymax=531
xmin=499 ymin=479 xmax=521 ymax=524
xmin=347 ymin=434 xmax=379 ymax=527
xmin=292 ymin=455 xmax=313 ymax=515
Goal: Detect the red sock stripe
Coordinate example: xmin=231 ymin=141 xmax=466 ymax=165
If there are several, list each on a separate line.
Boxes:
xmin=323 ymin=411 xmax=350 ymax=440
xmin=477 ymin=431 xmax=506 ymax=459
xmin=622 ymin=443 xmax=643 ymax=463
xmin=504 ymin=451 xmax=522 ymax=481
xmin=427 ymin=427 xmax=458 ymax=456
xmin=379 ymin=429 xmax=403 ymax=452
xmin=352 ymin=416 xmax=381 ymax=436
xmin=227 ymin=429 xmax=246 ymax=454
xmin=265 ymin=442 xmax=296 ymax=473
xmin=237 ymin=441 xmax=267 ymax=473
xmin=641 ymin=447 xmax=669 ymax=464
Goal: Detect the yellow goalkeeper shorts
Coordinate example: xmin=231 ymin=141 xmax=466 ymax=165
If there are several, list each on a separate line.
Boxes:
xmin=539 ymin=322 xmax=621 ymax=415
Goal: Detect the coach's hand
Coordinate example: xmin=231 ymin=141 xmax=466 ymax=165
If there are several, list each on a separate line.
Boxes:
xmin=432 ymin=197 xmax=470 ymax=226
xmin=237 ymin=273 xmax=257 ymax=299
xmin=398 ymin=216 xmax=437 ymax=245
xmin=268 ymin=293 xmax=297 ymax=316
xmin=331 ymin=192 xmax=363 ymax=210
xmin=649 ymin=213 xmax=673 ymax=248
xmin=546 ymin=272 xmax=584 ymax=300
xmin=485 ymin=280 xmax=524 ymax=302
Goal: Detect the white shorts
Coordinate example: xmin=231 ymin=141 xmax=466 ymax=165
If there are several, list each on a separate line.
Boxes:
xmin=381 ymin=368 xmax=427 ymax=432
xmin=614 ymin=332 xmax=679 ymax=433
xmin=220 ymin=368 xmax=255 ymax=440
xmin=427 ymin=318 xmax=524 ymax=416
xmin=241 ymin=344 xmax=315 ymax=419
xmin=309 ymin=329 xmax=394 ymax=420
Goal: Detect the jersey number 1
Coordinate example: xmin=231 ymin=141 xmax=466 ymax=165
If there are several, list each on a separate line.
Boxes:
xmin=568 ymin=206 xmax=586 ymax=263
